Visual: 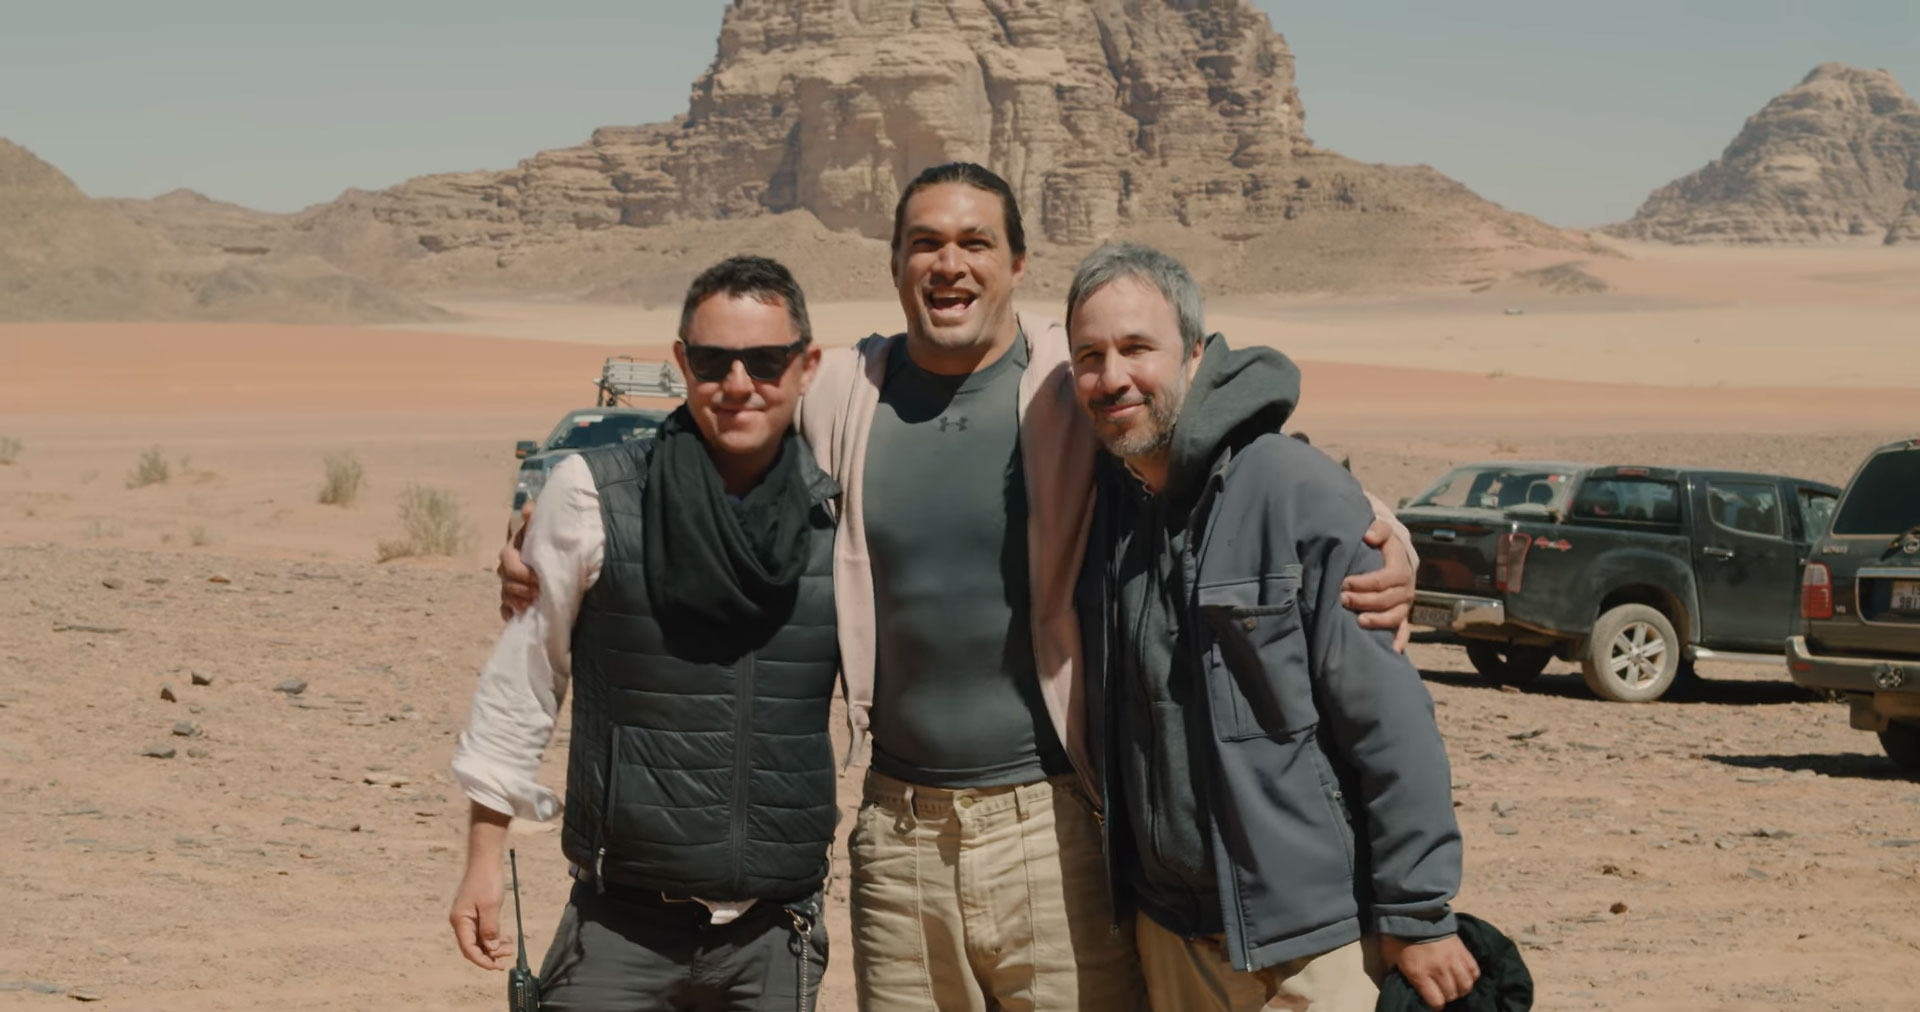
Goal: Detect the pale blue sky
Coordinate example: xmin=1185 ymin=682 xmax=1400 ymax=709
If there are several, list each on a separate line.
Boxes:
xmin=3 ymin=1 xmax=1914 ymax=227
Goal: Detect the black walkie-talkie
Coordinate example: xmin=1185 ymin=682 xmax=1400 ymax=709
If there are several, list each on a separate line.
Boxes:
xmin=507 ymin=849 xmax=540 ymax=1012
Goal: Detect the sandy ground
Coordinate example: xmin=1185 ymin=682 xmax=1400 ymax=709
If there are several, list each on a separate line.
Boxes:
xmin=2 ymin=244 xmax=1918 ymax=1010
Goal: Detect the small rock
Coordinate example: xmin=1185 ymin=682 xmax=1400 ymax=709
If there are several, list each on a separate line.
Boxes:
xmin=400 ymin=703 xmax=414 ymax=713
xmin=187 ymin=704 xmax=203 ymax=714
xmin=1609 ymin=901 xmax=1628 ymax=915
xmin=190 ymin=671 xmax=213 ymax=686
xmin=69 ymin=987 xmax=104 ymax=1002
xmin=208 ymin=573 xmax=232 ymax=584
xmin=1792 ymin=769 xmax=1818 ymax=779
xmin=1735 ymin=776 xmax=1772 ymax=784
xmin=1492 ymin=824 xmax=1519 ymax=836
xmin=144 ymin=576 xmax=168 ymax=586
xmin=141 ymin=745 xmax=177 ymax=759
xmin=171 ymin=721 xmax=197 ymax=737
xmin=1506 ymin=728 xmax=1546 ymax=742
xmin=283 ymin=815 xmax=311 ymax=826
xmin=1745 ymin=867 xmax=1771 ymax=880
xmin=1715 ymin=838 xmax=1738 ymax=851
xmin=101 ymin=578 xmax=124 ymax=590
xmin=1876 ymin=839 xmax=1920 ymax=849
xmin=273 ymin=679 xmax=308 ymax=696
xmin=1750 ymin=828 xmax=1793 ymax=839
xmin=187 ymin=747 xmax=210 ymax=759
xmin=345 ymin=714 xmax=377 ymax=727
xmin=1492 ymin=799 xmax=1518 ymax=817
xmin=159 ymin=685 xmax=178 ymax=703
xmin=1516 ymin=932 xmax=1549 ymax=947
xmin=364 ymin=774 xmax=412 ymax=788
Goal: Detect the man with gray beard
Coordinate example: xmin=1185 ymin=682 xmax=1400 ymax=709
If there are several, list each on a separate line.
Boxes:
xmin=1068 ymin=242 xmax=1477 ymax=1012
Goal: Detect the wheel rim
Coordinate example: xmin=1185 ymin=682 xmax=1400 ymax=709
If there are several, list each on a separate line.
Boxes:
xmin=1608 ymin=621 xmax=1667 ymax=689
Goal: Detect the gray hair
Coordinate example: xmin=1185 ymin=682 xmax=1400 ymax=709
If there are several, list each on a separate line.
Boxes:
xmin=1065 ymin=241 xmax=1205 ymax=355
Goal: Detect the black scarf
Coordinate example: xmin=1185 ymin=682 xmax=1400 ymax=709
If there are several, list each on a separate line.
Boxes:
xmin=642 ymin=406 xmax=813 ymax=661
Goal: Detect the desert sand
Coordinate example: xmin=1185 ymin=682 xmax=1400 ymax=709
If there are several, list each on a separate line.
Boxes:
xmin=2 ymin=243 xmax=1918 ymax=1011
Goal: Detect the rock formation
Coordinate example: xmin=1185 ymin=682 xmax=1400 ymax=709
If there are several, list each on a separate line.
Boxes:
xmin=0 ymin=140 xmax=442 ymax=323
xmin=113 ymin=0 xmax=1594 ymax=303
xmin=1610 ymin=63 xmax=1920 ymax=245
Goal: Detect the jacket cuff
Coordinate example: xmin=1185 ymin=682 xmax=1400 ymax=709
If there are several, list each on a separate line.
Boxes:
xmin=1376 ymin=911 xmax=1459 ymax=941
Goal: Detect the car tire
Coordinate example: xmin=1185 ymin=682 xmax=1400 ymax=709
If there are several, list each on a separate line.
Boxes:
xmin=1581 ymin=604 xmax=1681 ymax=703
xmin=1465 ymin=642 xmax=1554 ymax=688
xmin=1880 ymin=721 xmax=1920 ymax=774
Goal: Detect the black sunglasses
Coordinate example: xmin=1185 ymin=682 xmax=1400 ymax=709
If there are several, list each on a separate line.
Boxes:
xmin=680 ymin=337 xmax=809 ymax=383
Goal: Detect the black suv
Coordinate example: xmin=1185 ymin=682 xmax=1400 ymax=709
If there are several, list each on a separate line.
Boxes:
xmin=1788 ymin=438 xmax=1920 ymax=772
xmin=511 ymin=408 xmax=668 ymax=510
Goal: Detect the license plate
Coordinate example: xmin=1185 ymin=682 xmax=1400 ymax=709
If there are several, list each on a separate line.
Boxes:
xmin=1412 ymin=605 xmax=1453 ymax=628
xmin=1893 ymin=581 xmax=1920 ymax=613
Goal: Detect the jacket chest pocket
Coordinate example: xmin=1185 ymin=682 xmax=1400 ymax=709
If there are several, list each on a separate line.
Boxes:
xmin=1196 ymin=568 xmax=1314 ymax=741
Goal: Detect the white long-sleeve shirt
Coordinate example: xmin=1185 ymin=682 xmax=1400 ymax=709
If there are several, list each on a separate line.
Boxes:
xmin=450 ymin=452 xmax=752 ymax=921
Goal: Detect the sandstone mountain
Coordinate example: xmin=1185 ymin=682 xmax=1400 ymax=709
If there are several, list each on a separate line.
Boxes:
xmin=112 ymin=0 xmax=1598 ymax=306
xmin=0 ymin=140 xmax=442 ymax=323
xmin=1610 ymin=63 xmax=1920 ymax=245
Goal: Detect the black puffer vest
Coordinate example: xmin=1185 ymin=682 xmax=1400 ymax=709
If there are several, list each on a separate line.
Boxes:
xmin=559 ymin=438 xmax=840 ymax=902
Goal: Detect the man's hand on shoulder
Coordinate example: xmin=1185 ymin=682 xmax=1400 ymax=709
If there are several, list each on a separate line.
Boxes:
xmin=1382 ymin=933 xmax=1478 ymax=1010
xmin=1343 ymin=518 xmax=1415 ymax=652
xmin=498 ymin=502 xmax=540 ymax=621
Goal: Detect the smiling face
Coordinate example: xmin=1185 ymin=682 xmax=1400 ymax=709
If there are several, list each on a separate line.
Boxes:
xmin=672 ymin=292 xmax=819 ymax=462
xmin=1069 ymin=276 xmax=1203 ymax=467
xmin=891 ymin=182 xmax=1026 ymax=369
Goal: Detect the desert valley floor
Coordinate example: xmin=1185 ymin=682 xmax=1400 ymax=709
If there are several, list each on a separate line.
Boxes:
xmin=3 ymin=244 xmax=1919 ymax=1011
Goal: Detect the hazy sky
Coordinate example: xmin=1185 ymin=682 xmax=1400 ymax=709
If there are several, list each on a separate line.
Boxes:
xmin=3 ymin=1 xmax=1915 ymax=227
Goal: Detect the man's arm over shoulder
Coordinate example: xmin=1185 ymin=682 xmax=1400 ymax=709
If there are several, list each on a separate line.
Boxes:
xmin=1260 ymin=441 xmax=1462 ymax=940
xmin=451 ymin=453 xmax=602 ymax=821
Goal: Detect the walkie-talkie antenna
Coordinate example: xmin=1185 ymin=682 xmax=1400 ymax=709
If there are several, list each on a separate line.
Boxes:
xmin=510 ymin=849 xmax=530 ymax=973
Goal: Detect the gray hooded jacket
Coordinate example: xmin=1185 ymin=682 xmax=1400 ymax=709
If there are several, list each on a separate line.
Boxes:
xmin=1081 ymin=334 xmax=1461 ymax=971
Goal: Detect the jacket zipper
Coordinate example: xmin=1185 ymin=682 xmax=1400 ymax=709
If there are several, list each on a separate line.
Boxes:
xmin=1188 ymin=468 xmax=1255 ymax=969
xmin=730 ymin=651 xmax=755 ymax=895
xmin=595 ymin=725 xmax=619 ymax=893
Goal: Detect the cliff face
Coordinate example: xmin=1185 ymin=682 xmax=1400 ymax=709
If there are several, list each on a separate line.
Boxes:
xmin=1610 ymin=63 xmax=1920 ymax=245
xmin=104 ymin=0 xmax=1595 ymax=304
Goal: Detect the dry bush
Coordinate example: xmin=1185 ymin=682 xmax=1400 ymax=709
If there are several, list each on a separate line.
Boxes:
xmin=376 ymin=484 xmax=466 ymax=562
xmin=318 ymin=452 xmax=365 ymax=507
xmin=126 ymin=447 xmax=171 ymax=489
xmin=0 ymin=437 xmax=21 ymax=466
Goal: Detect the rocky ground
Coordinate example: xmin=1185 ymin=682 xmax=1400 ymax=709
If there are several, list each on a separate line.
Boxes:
xmin=3 ymin=541 xmax=1917 ymax=1011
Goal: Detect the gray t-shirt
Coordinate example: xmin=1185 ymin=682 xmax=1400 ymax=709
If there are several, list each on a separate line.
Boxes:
xmin=863 ymin=335 xmax=1072 ymax=788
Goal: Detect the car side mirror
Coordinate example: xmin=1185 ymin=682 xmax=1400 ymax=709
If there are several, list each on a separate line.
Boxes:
xmin=514 ymin=440 xmax=538 ymax=460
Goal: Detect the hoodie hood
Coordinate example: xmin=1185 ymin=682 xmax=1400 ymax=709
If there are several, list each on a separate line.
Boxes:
xmin=1160 ymin=333 xmax=1301 ymax=503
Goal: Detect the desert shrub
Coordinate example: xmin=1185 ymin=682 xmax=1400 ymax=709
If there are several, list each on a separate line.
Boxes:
xmin=318 ymin=452 xmax=365 ymax=506
xmin=376 ymin=484 xmax=466 ymax=561
xmin=126 ymin=447 xmax=171 ymax=489
xmin=0 ymin=437 xmax=21 ymax=465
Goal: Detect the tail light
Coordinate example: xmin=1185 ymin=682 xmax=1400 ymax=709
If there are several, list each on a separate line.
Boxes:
xmin=1495 ymin=531 xmax=1532 ymax=593
xmin=1802 ymin=563 xmax=1833 ymax=620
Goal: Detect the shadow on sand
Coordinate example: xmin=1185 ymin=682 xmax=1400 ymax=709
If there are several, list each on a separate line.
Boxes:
xmin=1417 ymin=668 xmax=1817 ymax=706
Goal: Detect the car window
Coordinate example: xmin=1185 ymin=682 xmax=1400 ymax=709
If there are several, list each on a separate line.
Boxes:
xmin=1570 ymin=477 xmax=1681 ymax=524
xmin=1832 ymin=447 xmax=1920 ymax=535
xmin=1797 ymin=489 xmax=1837 ymax=541
xmin=1706 ymin=479 xmax=1782 ymax=538
xmin=548 ymin=414 xmax=663 ymax=451
xmin=1409 ymin=466 xmax=1576 ymax=511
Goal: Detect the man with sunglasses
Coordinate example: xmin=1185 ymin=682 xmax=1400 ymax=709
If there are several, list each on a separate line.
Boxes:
xmin=450 ymin=255 xmax=838 ymax=1011
xmin=498 ymin=163 xmax=1422 ymax=1011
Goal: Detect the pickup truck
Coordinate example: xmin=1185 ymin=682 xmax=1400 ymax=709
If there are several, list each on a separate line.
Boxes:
xmin=1787 ymin=438 xmax=1920 ymax=772
xmin=1402 ymin=461 xmax=1841 ymax=702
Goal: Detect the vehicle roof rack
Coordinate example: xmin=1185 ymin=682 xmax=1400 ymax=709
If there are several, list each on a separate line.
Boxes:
xmin=596 ymin=356 xmax=686 ymax=406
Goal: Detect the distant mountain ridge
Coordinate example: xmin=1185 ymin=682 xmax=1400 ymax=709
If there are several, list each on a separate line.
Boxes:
xmin=1610 ymin=63 xmax=1920 ymax=245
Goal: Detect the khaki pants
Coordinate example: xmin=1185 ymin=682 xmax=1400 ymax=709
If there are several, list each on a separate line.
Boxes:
xmin=848 ymin=770 xmax=1144 ymax=1012
xmin=1135 ymin=916 xmax=1377 ymax=1012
